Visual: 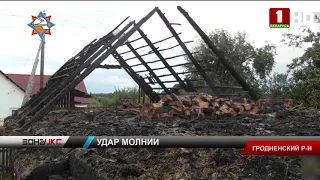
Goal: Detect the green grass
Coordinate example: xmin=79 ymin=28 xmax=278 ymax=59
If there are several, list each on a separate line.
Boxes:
xmin=0 ymin=173 xmax=10 ymax=180
xmin=0 ymin=149 xmax=10 ymax=180
xmin=89 ymin=87 xmax=150 ymax=107
xmin=301 ymin=156 xmax=320 ymax=175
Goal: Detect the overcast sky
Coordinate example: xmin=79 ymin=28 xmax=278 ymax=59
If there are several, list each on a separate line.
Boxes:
xmin=0 ymin=1 xmax=319 ymax=93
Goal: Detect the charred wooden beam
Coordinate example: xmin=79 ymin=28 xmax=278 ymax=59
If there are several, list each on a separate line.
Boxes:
xmin=177 ymin=6 xmax=258 ymax=100
xmin=146 ymin=76 xmax=155 ymax=85
xmin=120 ymin=36 xmax=143 ymax=47
xmin=137 ymin=61 xmax=192 ymax=73
xmin=142 ymin=90 xmax=146 ymax=104
xmin=137 ymin=28 xmax=193 ymax=92
xmin=17 ymin=7 xmax=159 ymax=131
xmin=186 ymin=78 xmax=204 ymax=82
xmin=130 ymin=52 xmax=198 ymax=68
xmin=70 ymin=91 xmax=75 ymax=107
xmin=147 ymin=70 xmax=197 ymax=79
xmin=63 ymin=96 xmax=67 ymax=108
xmin=56 ymin=65 xmax=78 ymax=75
xmin=145 ymin=67 xmax=215 ymax=79
xmin=97 ymin=64 xmax=122 ymax=69
xmin=135 ymin=69 xmax=149 ymax=74
xmin=48 ymin=74 xmax=69 ymax=82
xmin=169 ymin=62 xmax=192 ymax=68
xmin=147 ymin=78 xmax=203 ymax=84
xmin=119 ymin=33 xmax=182 ymax=55
xmin=149 ymin=41 xmax=193 ymax=54
xmin=138 ymin=86 xmax=141 ymax=104
xmin=157 ymin=9 xmax=220 ymax=96
xmin=152 ymin=85 xmax=246 ymax=90
xmin=149 ymin=66 xmax=166 ymax=71
xmin=124 ymin=40 xmax=193 ymax=61
xmin=147 ymin=80 xmax=177 ymax=84
xmin=66 ymin=92 xmax=70 ymax=107
xmin=147 ymin=52 xmax=199 ymax=64
xmin=64 ymin=61 xmax=79 ymax=69
xmin=126 ymin=42 xmax=170 ymax=94
xmin=109 ymin=16 xmax=130 ymax=36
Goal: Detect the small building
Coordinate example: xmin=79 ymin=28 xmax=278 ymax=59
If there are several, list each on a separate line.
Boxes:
xmin=0 ymin=70 xmax=91 ymax=122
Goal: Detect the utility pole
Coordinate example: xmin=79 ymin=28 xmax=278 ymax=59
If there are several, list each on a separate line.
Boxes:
xmin=40 ymin=10 xmax=46 ymax=89
xmin=21 ymin=40 xmax=43 ymax=106
xmin=22 ymin=10 xmax=48 ymax=106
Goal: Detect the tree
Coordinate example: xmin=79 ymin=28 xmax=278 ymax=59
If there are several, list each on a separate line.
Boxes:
xmin=260 ymin=73 xmax=293 ymax=101
xmin=282 ymin=25 xmax=320 ymax=107
xmin=183 ymin=29 xmax=277 ymax=97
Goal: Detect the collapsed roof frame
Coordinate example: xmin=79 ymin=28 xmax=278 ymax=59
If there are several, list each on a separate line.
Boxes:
xmin=12 ymin=6 xmax=258 ymax=132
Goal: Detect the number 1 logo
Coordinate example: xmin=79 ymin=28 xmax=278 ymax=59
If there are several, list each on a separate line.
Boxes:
xmin=269 ymin=8 xmax=290 ymax=28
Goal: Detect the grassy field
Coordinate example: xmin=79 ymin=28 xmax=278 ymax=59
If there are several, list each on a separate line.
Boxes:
xmin=302 ymin=156 xmax=320 ymax=175
xmin=89 ymin=87 xmax=150 ymax=107
xmin=0 ymin=148 xmax=10 ymax=180
xmin=0 ymin=173 xmax=10 ymax=180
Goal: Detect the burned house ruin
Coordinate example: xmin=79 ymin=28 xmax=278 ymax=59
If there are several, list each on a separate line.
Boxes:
xmin=9 ymin=6 xmax=258 ymax=132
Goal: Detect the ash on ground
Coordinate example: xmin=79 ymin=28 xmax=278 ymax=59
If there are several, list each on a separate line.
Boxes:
xmin=5 ymin=107 xmax=320 ymax=180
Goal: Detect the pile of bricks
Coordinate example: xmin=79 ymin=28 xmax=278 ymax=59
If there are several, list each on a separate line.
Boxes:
xmin=137 ymin=94 xmax=277 ymax=120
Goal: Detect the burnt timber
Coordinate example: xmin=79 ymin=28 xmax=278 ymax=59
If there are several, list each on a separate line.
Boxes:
xmin=10 ymin=6 xmax=258 ymax=132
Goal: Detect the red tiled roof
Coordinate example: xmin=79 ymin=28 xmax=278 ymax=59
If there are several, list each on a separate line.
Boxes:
xmin=5 ymin=73 xmax=91 ymax=104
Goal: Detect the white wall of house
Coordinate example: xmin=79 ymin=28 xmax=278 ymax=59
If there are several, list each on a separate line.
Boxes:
xmin=75 ymin=104 xmax=88 ymax=108
xmin=0 ymin=74 xmax=25 ymax=123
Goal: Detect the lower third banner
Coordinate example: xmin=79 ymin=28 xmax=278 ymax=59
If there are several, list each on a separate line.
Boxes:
xmin=0 ymin=136 xmax=319 ymax=156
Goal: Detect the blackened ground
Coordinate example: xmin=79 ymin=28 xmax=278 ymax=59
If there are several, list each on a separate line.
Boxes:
xmin=5 ymin=107 xmax=320 ymax=180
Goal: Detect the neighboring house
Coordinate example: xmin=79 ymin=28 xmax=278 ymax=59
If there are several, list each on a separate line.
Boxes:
xmin=0 ymin=70 xmax=91 ymax=122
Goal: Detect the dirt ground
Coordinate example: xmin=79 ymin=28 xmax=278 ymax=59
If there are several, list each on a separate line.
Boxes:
xmin=4 ymin=107 xmax=320 ymax=180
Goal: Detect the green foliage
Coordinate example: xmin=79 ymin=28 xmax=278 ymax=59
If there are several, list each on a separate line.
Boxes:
xmin=184 ymin=29 xmax=276 ymax=97
xmin=290 ymin=68 xmax=320 ymax=108
xmin=281 ymin=24 xmax=320 ymax=108
xmin=88 ymin=87 xmax=149 ymax=107
xmin=260 ymin=73 xmax=293 ymax=101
